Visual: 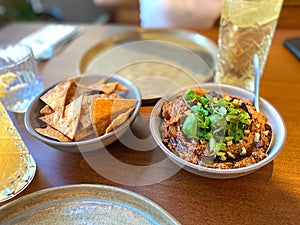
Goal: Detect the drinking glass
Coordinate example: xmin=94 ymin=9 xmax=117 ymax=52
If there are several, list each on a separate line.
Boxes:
xmin=214 ymin=0 xmax=283 ymax=92
xmin=0 ymin=101 xmax=36 ymax=202
xmin=0 ymin=44 xmax=44 ymax=113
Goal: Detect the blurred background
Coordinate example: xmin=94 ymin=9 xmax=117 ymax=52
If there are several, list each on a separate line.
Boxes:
xmin=0 ymin=0 xmax=299 ymax=29
xmin=0 ymin=0 xmax=110 ymax=27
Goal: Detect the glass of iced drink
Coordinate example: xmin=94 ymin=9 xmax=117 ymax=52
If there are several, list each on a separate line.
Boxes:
xmin=0 ymin=101 xmax=36 ymax=202
xmin=0 ymin=44 xmax=44 ymax=113
xmin=214 ymin=0 xmax=283 ymax=92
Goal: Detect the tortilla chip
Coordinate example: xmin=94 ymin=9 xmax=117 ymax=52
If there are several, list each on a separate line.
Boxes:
xmin=73 ymin=83 xmax=99 ymax=98
xmin=39 ymin=95 xmax=83 ymax=139
xmin=40 ymin=80 xmax=74 ymax=112
xmin=36 ymin=76 xmax=133 ymax=143
xmin=64 ymin=80 xmax=78 ymax=105
xmin=35 ymin=126 xmax=72 ymax=142
xmin=116 ymin=83 xmax=128 ymax=91
xmin=80 ymin=94 xmax=101 ymax=128
xmin=75 ymin=124 xmax=96 ymax=141
xmin=87 ymin=78 xmax=106 ymax=90
xmin=99 ymin=93 xmax=122 ymax=99
xmin=75 ymin=78 xmax=106 ymax=91
xmin=101 ymin=82 xmax=118 ymax=94
xmin=81 ymin=80 xmax=127 ymax=94
xmin=40 ymin=104 xmax=54 ymax=115
xmin=90 ymin=98 xmax=137 ymax=136
xmin=105 ymin=107 xmax=134 ymax=134
xmin=80 ymin=93 xmax=124 ymax=129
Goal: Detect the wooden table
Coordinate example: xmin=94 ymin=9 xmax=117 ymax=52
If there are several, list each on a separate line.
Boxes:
xmin=0 ymin=22 xmax=299 ymax=225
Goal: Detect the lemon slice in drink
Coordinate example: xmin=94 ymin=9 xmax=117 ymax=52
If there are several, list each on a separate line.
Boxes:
xmin=0 ymin=72 xmax=17 ymax=97
xmin=256 ymin=1 xmax=283 ymax=26
xmin=222 ymin=0 xmax=283 ymax=27
xmin=0 ymin=101 xmax=36 ymax=202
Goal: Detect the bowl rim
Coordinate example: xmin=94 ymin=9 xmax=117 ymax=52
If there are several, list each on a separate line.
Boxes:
xmin=150 ymin=83 xmax=286 ymax=174
xmin=24 ymin=74 xmax=142 ymax=148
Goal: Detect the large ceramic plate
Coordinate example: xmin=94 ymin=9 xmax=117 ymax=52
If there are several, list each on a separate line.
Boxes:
xmin=0 ymin=184 xmax=180 ymax=225
xmin=78 ymin=28 xmax=218 ymax=103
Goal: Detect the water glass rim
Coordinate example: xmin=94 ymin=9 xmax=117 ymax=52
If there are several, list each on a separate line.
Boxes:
xmin=0 ymin=44 xmax=34 ymax=70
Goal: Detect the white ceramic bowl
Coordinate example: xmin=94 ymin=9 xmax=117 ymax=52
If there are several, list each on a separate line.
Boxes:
xmin=24 ymin=74 xmax=141 ymax=153
xmin=150 ymin=83 xmax=286 ymax=179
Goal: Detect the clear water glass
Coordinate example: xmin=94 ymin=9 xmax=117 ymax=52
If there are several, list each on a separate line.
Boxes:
xmin=0 ymin=44 xmax=44 ymax=113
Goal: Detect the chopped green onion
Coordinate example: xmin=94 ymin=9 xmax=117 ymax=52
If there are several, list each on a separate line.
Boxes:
xmin=182 ymin=89 xmax=251 ymax=161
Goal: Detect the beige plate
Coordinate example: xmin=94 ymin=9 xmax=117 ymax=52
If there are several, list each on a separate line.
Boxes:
xmin=0 ymin=184 xmax=180 ymax=225
xmin=78 ymin=28 xmax=218 ymax=103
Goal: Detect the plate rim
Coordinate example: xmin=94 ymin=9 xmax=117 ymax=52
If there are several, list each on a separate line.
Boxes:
xmin=77 ymin=28 xmax=218 ymax=102
xmin=0 ymin=184 xmax=180 ymax=225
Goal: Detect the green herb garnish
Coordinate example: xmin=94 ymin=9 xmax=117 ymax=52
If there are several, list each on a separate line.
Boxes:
xmin=182 ymin=89 xmax=250 ymax=160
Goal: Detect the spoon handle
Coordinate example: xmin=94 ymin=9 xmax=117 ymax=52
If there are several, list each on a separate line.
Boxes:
xmin=253 ymin=54 xmax=260 ymax=112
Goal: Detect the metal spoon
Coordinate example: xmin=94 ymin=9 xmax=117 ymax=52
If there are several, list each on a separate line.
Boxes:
xmin=253 ymin=54 xmax=273 ymax=153
xmin=253 ymin=54 xmax=260 ymax=112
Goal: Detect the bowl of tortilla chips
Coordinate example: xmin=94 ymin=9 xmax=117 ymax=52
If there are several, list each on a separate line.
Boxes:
xmin=24 ymin=74 xmax=141 ymax=153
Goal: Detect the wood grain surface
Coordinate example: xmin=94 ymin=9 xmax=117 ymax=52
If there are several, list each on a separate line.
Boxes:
xmin=0 ymin=22 xmax=299 ymax=225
